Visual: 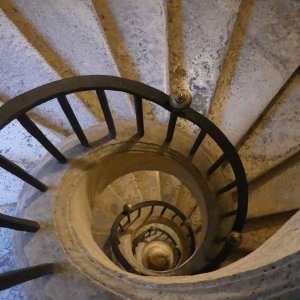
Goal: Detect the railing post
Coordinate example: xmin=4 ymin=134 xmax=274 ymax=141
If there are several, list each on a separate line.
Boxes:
xmin=18 ymin=114 xmax=67 ymax=164
xmin=0 ymin=155 xmax=47 ymax=192
xmin=58 ymin=95 xmax=90 ymax=147
xmin=134 ymin=95 xmax=144 ymax=136
xmin=96 ymin=89 xmax=116 ymax=139
xmin=166 ymin=90 xmax=192 ymax=143
xmin=0 ymin=213 xmax=40 ymax=232
xmin=0 ymin=264 xmax=55 ymax=291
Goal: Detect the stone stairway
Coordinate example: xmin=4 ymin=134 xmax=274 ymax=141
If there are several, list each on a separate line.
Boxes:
xmin=0 ymin=0 xmax=299 ymax=299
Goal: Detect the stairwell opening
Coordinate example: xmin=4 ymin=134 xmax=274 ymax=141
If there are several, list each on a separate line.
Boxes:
xmin=55 ymin=142 xmax=218 ymax=277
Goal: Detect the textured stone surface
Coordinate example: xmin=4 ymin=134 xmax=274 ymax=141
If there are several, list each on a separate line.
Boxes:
xmin=0 ymin=168 xmax=26 ymax=206
xmin=0 ymin=10 xmax=98 ymax=134
xmin=209 ymin=0 xmax=300 ymax=145
xmin=248 ymin=159 xmax=300 ymax=218
xmin=3 ymin=123 xmax=299 ymax=299
xmin=95 ymin=0 xmax=169 ymax=122
xmin=175 ymin=185 xmax=197 ymax=217
xmin=0 ymin=203 xmax=26 ymax=300
xmin=92 ymin=186 xmax=122 ymax=238
xmin=0 ymin=119 xmax=63 ymax=207
xmin=11 ymin=125 xmax=120 ymax=300
xmin=240 ymin=210 xmax=297 ymax=252
xmin=0 ymin=120 xmax=63 ymax=166
xmin=239 ymin=73 xmax=300 ymax=180
xmin=134 ymin=171 xmax=162 ymax=201
xmin=55 ymin=147 xmax=300 ymax=300
xmin=159 ymin=172 xmax=181 ymax=205
xmin=11 ymin=120 xmax=220 ymax=297
xmin=168 ymin=0 xmax=240 ymax=115
xmin=110 ymin=173 xmax=143 ymax=205
xmin=0 ymin=204 xmax=17 ymax=261
xmin=0 ymin=122 xmax=61 ymax=210
xmin=11 ymin=0 xmax=135 ymax=120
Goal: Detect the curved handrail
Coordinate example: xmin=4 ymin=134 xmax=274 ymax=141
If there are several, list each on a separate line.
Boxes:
xmin=0 ymin=76 xmax=247 ymax=228
xmin=0 ymin=75 xmax=171 ymax=130
xmin=0 ymin=75 xmax=248 ymax=278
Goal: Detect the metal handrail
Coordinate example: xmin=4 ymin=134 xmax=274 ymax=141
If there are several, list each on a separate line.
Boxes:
xmin=0 ymin=76 xmax=248 ymax=285
xmin=110 ymin=200 xmax=195 ymax=274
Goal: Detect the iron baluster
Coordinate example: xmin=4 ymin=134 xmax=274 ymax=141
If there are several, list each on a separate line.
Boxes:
xmin=189 ymin=130 xmax=206 ymax=156
xmin=0 ymin=264 xmax=55 ymax=291
xmin=0 ymin=213 xmax=40 ymax=233
xmin=96 ymin=89 xmax=116 ymax=139
xmin=221 ymin=210 xmax=237 ymax=219
xmin=134 ymin=95 xmax=144 ymax=136
xmin=0 ymin=154 xmax=47 ymax=192
xmin=58 ymin=95 xmax=90 ymax=147
xmin=207 ymin=154 xmax=226 ymax=175
xmin=18 ymin=114 xmax=67 ymax=164
xmin=217 ymin=181 xmax=237 ymax=195
xmin=165 ymin=111 xmax=178 ymax=143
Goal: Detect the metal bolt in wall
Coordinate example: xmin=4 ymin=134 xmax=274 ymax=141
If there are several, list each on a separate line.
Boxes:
xmin=170 ymin=90 xmax=192 ymax=110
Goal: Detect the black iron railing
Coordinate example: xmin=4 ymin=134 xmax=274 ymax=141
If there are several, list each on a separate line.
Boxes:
xmin=110 ymin=200 xmax=196 ymax=275
xmin=0 ymin=76 xmax=248 ymax=289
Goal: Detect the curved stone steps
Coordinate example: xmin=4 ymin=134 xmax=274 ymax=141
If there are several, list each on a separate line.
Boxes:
xmin=159 ymin=172 xmax=182 ymax=205
xmin=0 ymin=119 xmax=63 ymax=210
xmin=247 ymin=154 xmax=300 ymax=218
xmin=239 ymin=71 xmax=300 ymax=181
xmin=94 ymin=0 xmax=169 ymax=122
xmin=0 ymin=0 xmax=298 ymax=297
xmin=9 ymin=0 xmax=136 ymax=121
xmin=109 ymin=173 xmax=144 ymax=205
xmin=0 ymin=9 xmax=98 ymax=136
xmin=175 ymin=184 xmax=202 ymax=232
xmin=90 ymin=168 xmax=204 ymax=251
xmin=223 ymin=209 xmax=298 ymax=267
xmin=115 ymin=170 xmax=201 ymax=233
xmin=133 ymin=171 xmax=162 ymax=202
xmin=208 ymin=0 xmax=300 ymax=146
xmin=92 ymin=186 xmax=125 ymax=234
xmin=240 ymin=209 xmax=298 ymax=253
xmin=167 ymin=0 xmax=240 ymax=116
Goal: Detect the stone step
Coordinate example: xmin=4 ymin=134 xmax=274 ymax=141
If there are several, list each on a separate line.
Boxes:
xmin=209 ymin=0 xmax=300 ymax=146
xmin=241 ymin=210 xmax=297 ymax=252
xmin=95 ymin=0 xmax=169 ymax=122
xmin=0 ymin=95 xmax=64 ymax=209
xmin=91 ymin=186 xmax=124 ymax=244
xmin=0 ymin=118 xmax=63 ymax=207
xmin=134 ymin=171 xmax=162 ymax=201
xmin=110 ymin=173 xmax=144 ymax=205
xmin=220 ymin=248 xmax=251 ymax=268
xmin=159 ymin=172 xmax=181 ymax=206
xmin=0 ymin=9 xmax=98 ymax=135
xmin=168 ymin=0 xmax=240 ymax=116
xmin=175 ymin=184 xmax=198 ymax=220
xmin=0 ymin=119 xmax=63 ymax=167
xmin=221 ymin=210 xmax=297 ymax=267
xmin=239 ymin=72 xmax=300 ymax=181
xmin=247 ymin=154 xmax=300 ymax=218
xmin=9 ymin=0 xmax=135 ymax=120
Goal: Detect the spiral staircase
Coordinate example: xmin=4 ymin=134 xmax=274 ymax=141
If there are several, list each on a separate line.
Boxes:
xmin=0 ymin=0 xmax=299 ymax=299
